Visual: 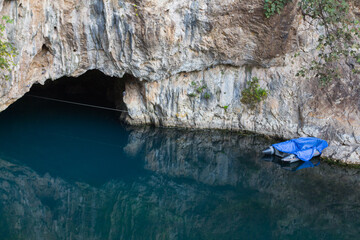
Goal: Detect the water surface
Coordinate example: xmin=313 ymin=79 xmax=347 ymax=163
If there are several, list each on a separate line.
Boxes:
xmin=0 ymin=96 xmax=359 ymax=240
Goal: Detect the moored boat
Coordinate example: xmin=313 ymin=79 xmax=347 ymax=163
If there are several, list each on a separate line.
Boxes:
xmin=262 ymin=137 xmax=328 ymax=163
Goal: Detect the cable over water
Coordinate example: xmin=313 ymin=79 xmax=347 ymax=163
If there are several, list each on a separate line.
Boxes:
xmin=26 ymin=94 xmax=128 ymax=113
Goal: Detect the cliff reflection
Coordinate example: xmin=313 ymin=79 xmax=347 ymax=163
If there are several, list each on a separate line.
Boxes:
xmin=0 ymin=157 xmax=272 ymax=240
xmin=125 ymin=127 xmax=271 ymax=186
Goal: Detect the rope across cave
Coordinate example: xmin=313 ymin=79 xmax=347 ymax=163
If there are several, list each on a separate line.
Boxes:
xmin=26 ymin=95 xmax=129 ymax=113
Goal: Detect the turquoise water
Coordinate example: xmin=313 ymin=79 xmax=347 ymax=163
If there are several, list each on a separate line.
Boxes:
xmin=0 ymin=96 xmax=360 ymax=239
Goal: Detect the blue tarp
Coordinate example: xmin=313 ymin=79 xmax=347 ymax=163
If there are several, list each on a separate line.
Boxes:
xmin=272 ymin=137 xmax=328 ymax=162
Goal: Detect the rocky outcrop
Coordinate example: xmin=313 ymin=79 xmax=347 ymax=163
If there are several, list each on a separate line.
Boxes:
xmin=0 ymin=0 xmax=359 ymax=163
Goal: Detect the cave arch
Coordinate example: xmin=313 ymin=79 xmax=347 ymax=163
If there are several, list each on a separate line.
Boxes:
xmin=26 ymin=70 xmax=133 ymax=120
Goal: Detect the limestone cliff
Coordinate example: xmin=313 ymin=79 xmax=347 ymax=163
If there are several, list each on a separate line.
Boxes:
xmin=0 ymin=0 xmax=359 ymax=163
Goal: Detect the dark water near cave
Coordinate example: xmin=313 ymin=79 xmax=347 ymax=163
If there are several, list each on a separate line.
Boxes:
xmin=0 ymin=97 xmax=360 ymax=240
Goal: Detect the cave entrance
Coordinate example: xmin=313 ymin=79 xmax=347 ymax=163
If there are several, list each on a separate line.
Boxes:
xmin=26 ymin=70 xmax=131 ymax=119
xmin=0 ymin=70 xmax=143 ymax=185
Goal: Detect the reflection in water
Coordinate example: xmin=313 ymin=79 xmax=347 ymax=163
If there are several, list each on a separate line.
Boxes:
xmin=261 ymin=155 xmax=321 ymax=172
xmin=126 ymin=127 xmax=271 ymax=186
xmin=0 ymin=97 xmax=359 ymax=239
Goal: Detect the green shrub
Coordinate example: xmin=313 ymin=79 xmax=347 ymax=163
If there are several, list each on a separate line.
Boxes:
xmin=188 ymin=82 xmax=211 ymax=100
xmin=196 ymin=85 xmax=207 ymax=94
xmin=240 ymin=77 xmax=268 ymax=109
xmin=203 ymin=92 xmax=211 ymax=99
xmin=264 ymin=0 xmax=292 ymax=18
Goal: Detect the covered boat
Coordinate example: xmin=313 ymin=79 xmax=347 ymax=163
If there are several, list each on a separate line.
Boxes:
xmin=262 ymin=137 xmax=328 ymax=163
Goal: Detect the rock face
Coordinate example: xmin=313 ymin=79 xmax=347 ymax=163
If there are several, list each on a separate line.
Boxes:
xmin=0 ymin=0 xmax=359 ymax=162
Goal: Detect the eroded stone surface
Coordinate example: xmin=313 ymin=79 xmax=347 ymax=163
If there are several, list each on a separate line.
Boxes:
xmin=0 ymin=0 xmax=359 ymax=162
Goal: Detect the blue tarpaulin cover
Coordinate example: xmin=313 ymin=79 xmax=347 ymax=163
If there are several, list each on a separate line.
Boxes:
xmin=272 ymin=137 xmax=328 ymax=161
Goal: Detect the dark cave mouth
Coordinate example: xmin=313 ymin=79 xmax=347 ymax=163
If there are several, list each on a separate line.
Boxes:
xmin=26 ymin=70 xmax=130 ymax=113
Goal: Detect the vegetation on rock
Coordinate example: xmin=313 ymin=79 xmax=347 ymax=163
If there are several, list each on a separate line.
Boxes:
xmin=203 ymin=92 xmax=211 ymax=99
xmin=188 ymin=81 xmax=211 ymax=100
xmin=264 ymin=0 xmax=293 ymax=18
xmin=0 ymin=16 xmax=17 ymax=81
xmin=265 ymin=0 xmax=360 ymax=85
xmin=222 ymin=105 xmax=229 ymax=111
xmin=240 ymin=77 xmax=268 ymax=109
